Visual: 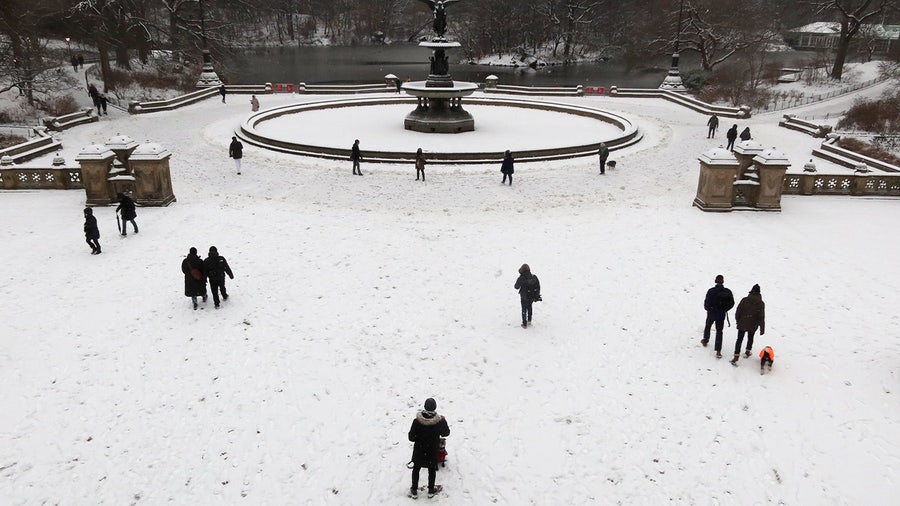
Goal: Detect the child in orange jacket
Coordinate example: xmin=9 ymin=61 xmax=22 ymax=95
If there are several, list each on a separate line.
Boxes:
xmin=760 ymin=346 xmax=774 ymax=374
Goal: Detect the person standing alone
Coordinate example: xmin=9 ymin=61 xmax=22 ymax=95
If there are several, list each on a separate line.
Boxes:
xmin=707 ymin=114 xmax=719 ymax=138
xmin=500 ymin=150 xmax=514 ymax=185
xmin=598 ymin=142 xmax=609 ymax=175
xmin=204 ymin=246 xmax=234 ymax=309
xmin=730 ymin=284 xmax=765 ymax=365
xmin=514 ymin=263 xmax=541 ymax=328
xmin=702 ymin=274 xmax=734 ymax=358
xmin=408 ymin=397 xmax=450 ymax=499
xmin=351 ymin=139 xmax=363 ymax=176
xmin=415 ymin=148 xmax=426 ymax=181
xmin=229 ymin=136 xmax=243 ymax=175
xmin=83 ymin=207 xmax=101 ymax=255
xmin=219 ymin=84 xmax=226 ymax=103
xmin=116 ymin=192 xmax=138 ymax=236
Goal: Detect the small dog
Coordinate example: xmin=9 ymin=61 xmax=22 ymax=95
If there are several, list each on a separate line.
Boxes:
xmin=606 ymin=160 xmax=617 ymax=170
xmin=759 ymin=346 xmax=774 ymax=375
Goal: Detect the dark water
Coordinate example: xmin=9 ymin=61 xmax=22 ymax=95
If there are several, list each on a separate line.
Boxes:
xmin=221 ymin=45 xmax=671 ymax=89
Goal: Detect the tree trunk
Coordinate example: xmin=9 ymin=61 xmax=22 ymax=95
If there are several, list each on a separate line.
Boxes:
xmin=831 ymin=29 xmax=851 ymax=80
xmin=169 ymin=9 xmax=181 ymax=62
xmin=98 ymin=42 xmax=113 ymax=92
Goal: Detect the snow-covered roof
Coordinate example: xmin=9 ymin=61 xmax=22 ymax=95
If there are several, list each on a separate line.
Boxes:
xmin=75 ymin=144 xmax=115 ymax=161
xmin=697 ymin=147 xmax=737 ymax=165
xmin=105 ymin=133 xmax=138 ymax=151
xmin=788 ymin=22 xmax=899 ymax=38
xmin=753 ymin=148 xmax=790 ymax=166
xmin=129 ymin=142 xmax=171 ymax=161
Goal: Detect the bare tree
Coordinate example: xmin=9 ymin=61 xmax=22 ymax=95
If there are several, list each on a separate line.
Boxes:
xmin=807 ymin=0 xmax=894 ymax=79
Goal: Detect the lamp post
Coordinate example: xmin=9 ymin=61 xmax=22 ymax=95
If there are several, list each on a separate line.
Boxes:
xmin=659 ymin=0 xmax=686 ymax=92
xmin=195 ymin=0 xmax=222 ymax=87
xmin=65 ymin=37 xmax=71 ymax=58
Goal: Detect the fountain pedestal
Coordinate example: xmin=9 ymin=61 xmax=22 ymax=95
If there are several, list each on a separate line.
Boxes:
xmin=402 ymin=41 xmax=476 ymax=133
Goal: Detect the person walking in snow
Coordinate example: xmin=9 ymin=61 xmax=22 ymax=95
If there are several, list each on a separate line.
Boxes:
xmin=229 ymin=136 xmax=243 ymax=175
xmin=351 ymin=139 xmax=363 ymax=176
xmin=83 ymin=207 xmax=101 ymax=255
xmin=415 ymin=148 xmax=426 ymax=181
xmin=597 ymin=142 xmax=609 ymax=175
xmin=77 ymin=54 xmax=84 ymax=69
xmin=514 ymin=263 xmax=541 ymax=328
xmin=408 ymin=397 xmax=450 ymax=499
xmin=725 ymin=124 xmax=738 ymax=151
xmin=181 ymin=247 xmax=208 ymax=310
xmin=219 ymin=84 xmax=226 ymax=103
xmin=116 ymin=192 xmax=138 ymax=236
xmin=500 ymin=150 xmax=514 ymax=185
xmin=203 ymin=246 xmax=234 ymax=309
xmin=702 ymin=274 xmax=734 ymax=358
xmin=739 ymin=127 xmax=752 ymax=142
xmin=99 ymin=94 xmax=108 ymax=115
xmin=730 ymin=284 xmax=765 ymax=365
xmin=250 ymin=94 xmax=259 ymax=112
xmin=707 ymin=114 xmax=719 ymax=138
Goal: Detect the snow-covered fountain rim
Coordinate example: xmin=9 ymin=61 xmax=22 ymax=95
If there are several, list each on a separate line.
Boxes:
xmin=235 ymin=95 xmax=643 ymax=165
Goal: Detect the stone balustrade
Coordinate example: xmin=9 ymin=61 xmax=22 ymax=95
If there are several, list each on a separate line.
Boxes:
xmin=0 ymin=166 xmax=83 ymax=190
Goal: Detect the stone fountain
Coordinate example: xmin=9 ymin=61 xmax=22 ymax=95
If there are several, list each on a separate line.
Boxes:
xmin=402 ymin=0 xmax=477 ymax=133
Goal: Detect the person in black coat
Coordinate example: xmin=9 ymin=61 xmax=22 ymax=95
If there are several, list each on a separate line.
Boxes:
xmin=203 ymin=246 xmax=234 ymax=309
xmin=351 ymin=139 xmax=363 ymax=175
xmin=725 ymin=124 xmax=738 ymax=151
xmin=229 ymin=136 xmax=243 ymax=175
xmin=408 ymin=397 xmax=450 ymax=499
xmin=83 ymin=207 xmax=101 ymax=254
xmin=500 ymin=150 xmax=514 ymax=185
xmin=702 ymin=274 xmax=734 ymax=358
xmin=597 ymin=142 xmax=609 ymax=175
xmin=707 ymin=114 xmax=719 ymax=138
xmin=181 ymin=247 xmax=208 ymax=310
xmin=739 ymin=127 xmax=751 ymax=142
xmin=219 ymin=84 xmax=226 ymax=103
xmin=731 ymin=284 xmax=765 ymax=365
xmin=514 ymin=263 xmax=541 ymax=328
xmin=116 ymin=192 xmax=138 ymax=236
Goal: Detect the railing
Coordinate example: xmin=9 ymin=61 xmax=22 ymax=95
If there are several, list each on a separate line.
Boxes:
xmin=812 ymin=136 xmax=900 ymax=173
xmin=297 ymin=82 xmax=393 ymax=94
xmin=128 ymin=84 xmax=271 ymax=114
xmin=783 ymin=173 xmax=900 ymax=196
xmin=778 ymin=114 xmax=833 ymax=137
xmin=42 ymin=108 xmax=98 ymax=131
xmin=608 ymin=87 xmax=750 ymax=118
xmin=0 ymin=127 xmax=63 ymax=163
xmin=755 ymin=75 xmax=889 ymax=114
xmin=485 ymin=84 xmax=583 ymax=96
xmin=0 ymin=166 xmax=83 ymax=190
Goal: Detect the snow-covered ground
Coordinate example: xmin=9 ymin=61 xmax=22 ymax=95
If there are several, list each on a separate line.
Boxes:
xmin=1 ymin=76 xmax=898 ymax=505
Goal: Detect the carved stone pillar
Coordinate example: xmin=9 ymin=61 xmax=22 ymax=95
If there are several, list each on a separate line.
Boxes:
xmin=694 ymin=147 xmax=739 ymax=212
xmin=129 ymin=142 xmax=176 ymax=206
xmin=753 ymin=148 xmax=791 ymax=211
xmin=75 ymin=145 xmax=117 ymax=206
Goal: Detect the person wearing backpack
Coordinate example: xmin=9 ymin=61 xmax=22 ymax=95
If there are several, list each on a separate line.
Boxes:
xmin=181 ymin=247 xmax=207 ymax=310
xmin=514 ymin=263 xmax=541 ymax=328
xmin=203 ymin=246 xmax=234 ymax=309
xmin=702 ymin=274 xmax=734 ymax=358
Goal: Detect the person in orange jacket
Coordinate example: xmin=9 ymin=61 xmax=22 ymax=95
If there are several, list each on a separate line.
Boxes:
xmin=760 ymin=346 xmax=774 ymax=374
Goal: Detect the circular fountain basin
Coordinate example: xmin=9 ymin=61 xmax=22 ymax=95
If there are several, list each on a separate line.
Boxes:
xmin=237 ymin=95 xmax=642 ymax=165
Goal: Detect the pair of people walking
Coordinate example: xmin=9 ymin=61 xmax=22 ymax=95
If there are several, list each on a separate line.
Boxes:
xmin=182 ymin=246 xmax=234 ymax=310
xmin=725 ymin=125 xmax=752 ymax=151
xmin=702 ymin=275 xmax=766 ymax=363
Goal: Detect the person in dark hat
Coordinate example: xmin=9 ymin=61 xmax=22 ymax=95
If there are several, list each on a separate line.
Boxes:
xmin=514 ymin=263 xmax=541 ymax=328
xmin=408 ymin=397 xmax=450 ymax=499
xmin=730 ymin=284 xmax=765 ymax=365
xmin=116 ymin=192 xmax=138 ymax=236
xmin=702 ymin=274 xmax=734 ymax=358
xmin=203 ymin=246 xmax=234 ymax=309
xmin=181 ymin=247 xmax=207 ymax=310
xmin=500 ymin=150 xmax=514 ymax=185
xmin=83 ymin=207 xmax=101 ymax=254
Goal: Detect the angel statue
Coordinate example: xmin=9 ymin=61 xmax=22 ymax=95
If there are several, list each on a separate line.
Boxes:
xmin=417 ymin=0 xmax=461 ymax=39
